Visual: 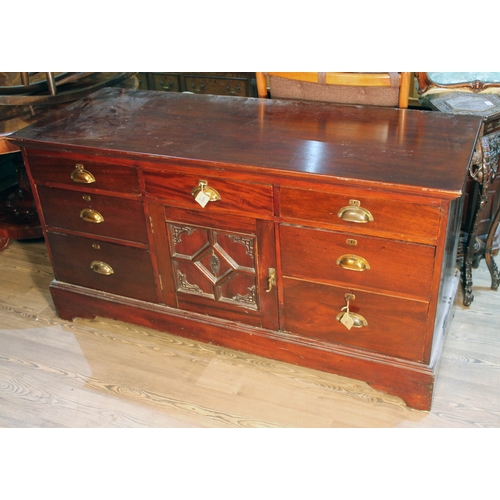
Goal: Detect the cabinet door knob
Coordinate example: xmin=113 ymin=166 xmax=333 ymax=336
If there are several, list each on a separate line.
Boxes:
xmin=265 ymin=268 xmax=276 ymax=292
xmin=336 ymin=254 xmax=370 ymax=271
xmin=337 ymin=199 xmax=373 ymax=223
xmin=80 ymin=208 xmax=104 ymax=224
xmin=90 ymin=260 xmax=114 ymax=275
xmin=71 ymin=164 xmax=96 ymax=184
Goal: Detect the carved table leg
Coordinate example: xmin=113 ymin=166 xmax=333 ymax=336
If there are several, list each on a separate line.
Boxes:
xmin=485 ymin=204 xmax=500 ymax=290
xmin=462 ymin=133 xmax=499 ymax=305
xmin=462 ymin=164 xmax=486 ymax=306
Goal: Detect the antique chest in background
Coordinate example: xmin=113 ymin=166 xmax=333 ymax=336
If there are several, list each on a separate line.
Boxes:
xmin=9 ymin=88 xmax=480 ymax=410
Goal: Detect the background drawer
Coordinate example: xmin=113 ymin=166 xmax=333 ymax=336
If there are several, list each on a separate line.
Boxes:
xmin=183 ymin=76 xmax=248 ymax=96
xmin=47 ymin=232 xmax=158 ymax=302
xmin=151 ymin=73 xmax=181 ymax=92
xmin=28 ymin=155 xmax=141 ymax=195
xmin=282 ymin=278 xmax=429 ymax=362
xmin=280 ymin=224 xmax=435 ymax=300
xmin=144 ymin=171 xmax=273 ymax=218
xmin=38 ymin=186 xmax=149 ymax=244
xmin=280 ymin=187 xmax=441 ymax=244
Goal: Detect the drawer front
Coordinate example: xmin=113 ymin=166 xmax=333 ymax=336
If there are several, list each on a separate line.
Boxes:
xmin=280 ymin=224 xmax=435 ymax=300
xmin=136 ymin=72 xmax=149 ymax=90
xmin=152 ymin=73 xmax=181 ymax=92
xmin=47 ymin=232 xmax=158 ymax=302
xmin=38 ymin=186 xmax=149 ymax=244
xmin=27 ymin=155 xmax=141 ymax=195
xmin=282 ymin=278 xmax=429 ymax=362
xmin=280 ymin=187 xmax=441 ymax=244
xmin=144 ymin=171 xmax=274 ymax=218
xmin=183 ymin=76 xmax=248 ymax=96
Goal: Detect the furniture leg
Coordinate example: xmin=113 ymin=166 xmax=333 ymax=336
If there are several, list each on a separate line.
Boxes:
xmin=485 ymin=203 xmax=500 ymax=290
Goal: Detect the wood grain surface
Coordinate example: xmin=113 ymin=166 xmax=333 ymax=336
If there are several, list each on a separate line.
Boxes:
xmin=1 ymin=239 xmax=499 ymax=427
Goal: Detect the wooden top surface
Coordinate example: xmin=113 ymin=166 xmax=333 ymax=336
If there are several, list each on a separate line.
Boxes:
xmin=8 ymin=87 xmax=481 ymax=197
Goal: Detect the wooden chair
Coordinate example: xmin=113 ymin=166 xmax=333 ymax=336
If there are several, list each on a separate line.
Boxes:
xmin=256 ymin=72 xmax=411 ymax=108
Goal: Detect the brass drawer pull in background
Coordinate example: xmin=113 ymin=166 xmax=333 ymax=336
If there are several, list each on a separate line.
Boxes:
xmin=71 ymin=164 xmax=96 ymax=184
xmin=192 ymin=180 xmax=221 ymax=208
xmin=335 ymin=293 xmax=368 ymax=330
xmin=80 ymin=208 xmax=104 ymax=224
xmin=90 ymin=261 xmax=114 ymax=275
xmin=266 ymin=268 xmax=276 ymax=292
xmin=336 ymin=254 xmax=370 ymax=272
xmin=337 ymin=199 xmax=374 ymax=223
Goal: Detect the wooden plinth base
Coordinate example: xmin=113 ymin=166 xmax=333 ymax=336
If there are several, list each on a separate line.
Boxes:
xmin=49 ymin=276 xmax=460 ymax=411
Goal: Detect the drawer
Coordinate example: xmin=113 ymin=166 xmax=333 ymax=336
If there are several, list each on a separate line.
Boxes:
xmin=136 ymin=72 xmax=149 ymax=90
xmin=144 ymin=171 xmax=273 ymax=218
xmin=47 ymin=232 xmax=158 ymax=302
xmin=182 ymin=76 xmax=248 ymax=96
xmin=38 ymin=186 xmax=149 ymax=244
xmin=152 ymin=73 xmax=181 ymax=92
xmin=27 ymin=155 xmax=141 ymax=195
xmin=282 ymin=278 xmax=429 ymax=363
xmin=280 ymin=224 xmax=435 ymax=300
xmin=280 ymin=187 xmax=442 ymax=244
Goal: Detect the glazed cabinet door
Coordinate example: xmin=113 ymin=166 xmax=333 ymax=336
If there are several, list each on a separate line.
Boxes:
xmin=149 ymin=204 xmax=279 ymax=330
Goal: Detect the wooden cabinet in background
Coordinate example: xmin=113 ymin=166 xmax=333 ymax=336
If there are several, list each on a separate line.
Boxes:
xmin=137 ymin=72 xmax=257 ymax=97
xmin=9 ymin=88 xmax=480 ymax=411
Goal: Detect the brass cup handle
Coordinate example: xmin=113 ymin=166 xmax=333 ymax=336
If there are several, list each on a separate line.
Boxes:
xmin=337 ymin=200 xmax=373 ymax=223
xmin=80 ymin=208 xmax=104 ymax=224
xmin=90 ymin=261 xmax=114 ymax=275
xmin=336 ymin=254 xmax=370 ymax=272
xmin=335 ymin=311 xmax=369 ymax=329
xmin=192 ymin=180 xmax=221 ymax=203
xmin=71 ymin=164 xmax=96 ymax=184
xmin=335 ymin=293 xmax=368 ymax=329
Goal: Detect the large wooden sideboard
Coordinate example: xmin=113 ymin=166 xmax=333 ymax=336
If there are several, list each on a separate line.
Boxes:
xmin=8 ymin=89 xmax=480 ymax=410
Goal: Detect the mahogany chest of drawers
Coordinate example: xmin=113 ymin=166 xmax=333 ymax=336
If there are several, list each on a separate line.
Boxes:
xmin=9 ymin=88 xmax=481 ymax=410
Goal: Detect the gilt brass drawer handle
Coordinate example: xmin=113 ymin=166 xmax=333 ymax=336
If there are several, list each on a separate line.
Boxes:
xmin=90 ymin=261 xmax=114 ymax=275
xmin=335 ymin=293 xmax=368 ymax=330
xmin=265 ymin=268 xmax=276 ymax=292
xmin=192 ymin=180 xmax=221 ymax=207
xmin=337 ymin=200 xmax=373 ymax=223
xmin=336 ymin=254 xmax=370 ymax=272
xmin=80 ymin=208 xmax=104 ymax=224
xmin=71 ymin=164 xmax=96 ymax=184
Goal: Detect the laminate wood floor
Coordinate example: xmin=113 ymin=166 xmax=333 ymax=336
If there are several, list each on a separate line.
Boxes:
xmin=1 ymin=238 xmax=499 ymax=428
